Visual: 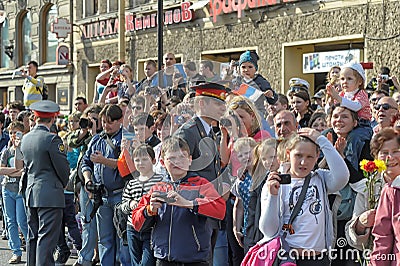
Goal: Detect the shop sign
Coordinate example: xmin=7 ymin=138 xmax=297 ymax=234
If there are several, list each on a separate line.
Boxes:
xmin=51 ymin=18 xmax=72 ymax=38
xmin=56 ymin=45 xmax=69 ymax=65
xmin=209 ymin=0 xmax=298 ymax=22
xmin=81 ymin=2 xmax=193 ymax=39
xmin=57 ymin=88 xmax=68 ymax=105
xmin=302 ymin=49 xmax=361 ymax=74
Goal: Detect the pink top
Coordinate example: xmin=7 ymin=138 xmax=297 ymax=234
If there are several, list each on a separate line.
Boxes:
xmin=339 ymin=89 xmax=372 ymax=121
xmin=370 ymin=183 xmax=400 ymax=266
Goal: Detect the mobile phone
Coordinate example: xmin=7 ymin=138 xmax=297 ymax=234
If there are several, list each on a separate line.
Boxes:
xmin=154 ymin=192 xmax=176 ymax=203
xmin=278 ymin=174 xmax=291 ymax=184
xmin=381 ymin=74 xmax=389 ymax=81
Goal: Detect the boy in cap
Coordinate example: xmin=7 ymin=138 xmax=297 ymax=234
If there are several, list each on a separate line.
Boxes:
xmin=237 ymin=50 xmax=278 ymax=116
xmin=20 ymin=100 xmax=70 ymax=266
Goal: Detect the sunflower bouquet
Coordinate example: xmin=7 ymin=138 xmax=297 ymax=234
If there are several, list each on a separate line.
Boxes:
xmin=360 ymin=159 xmax=386 ymax=209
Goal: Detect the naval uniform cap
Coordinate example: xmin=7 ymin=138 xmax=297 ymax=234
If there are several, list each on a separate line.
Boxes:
xmin=30 ymin=100 xmax=60 ymax=118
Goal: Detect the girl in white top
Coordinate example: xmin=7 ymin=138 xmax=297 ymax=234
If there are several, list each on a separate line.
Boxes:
xmin=259 ymin=128 xmax=349 ymax=265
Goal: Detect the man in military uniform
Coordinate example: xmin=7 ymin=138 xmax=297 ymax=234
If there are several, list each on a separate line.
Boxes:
xmin=174 ymin=82 xmax=229 ymax=265
xmin=20 ymin=100 xmax=70 ymax=266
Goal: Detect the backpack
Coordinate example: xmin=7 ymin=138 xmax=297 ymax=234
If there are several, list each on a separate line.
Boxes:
xmin=36 ymin=76 xmax=48 ymax=100
xmin=337 ymin=184 xmax=357 ymax=221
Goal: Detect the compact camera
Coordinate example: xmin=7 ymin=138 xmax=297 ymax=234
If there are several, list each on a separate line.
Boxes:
xmin=381 ymin=74 xmax=390 ymax=81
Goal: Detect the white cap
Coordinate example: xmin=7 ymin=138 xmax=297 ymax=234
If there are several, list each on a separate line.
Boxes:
xmin=289 ymin=78 xmax=310 ymax=90
xmin=343 ymin=61 xmax=366 ymax=82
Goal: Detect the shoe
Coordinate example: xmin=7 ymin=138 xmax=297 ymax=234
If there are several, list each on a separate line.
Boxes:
xmin=2 ymin=230 xmax=8 ymax=240
xmin=8 ymin=254 xmax=21 ymax=264
xmin=54 ymin=250 xmax=71 ymax=264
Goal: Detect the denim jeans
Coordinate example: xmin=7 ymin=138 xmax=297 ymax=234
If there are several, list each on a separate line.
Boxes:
xmin=96 ymin=192 xmax=131 ymax=266
xmin=127 ymin=224 xmax=155 ymax=266
xmin=77 ymin=186 xmax=98 ymax=265
xmin=2 ymin=187 xmax=28 ymax=256
xmin=213 ymin=229 xmax=229 ymax=266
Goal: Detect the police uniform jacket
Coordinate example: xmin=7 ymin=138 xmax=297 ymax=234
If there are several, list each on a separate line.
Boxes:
xmin=174 ymin=117 xmax=221 ymax=183
xmin=21 ymin=124 xmax=70 ymax=208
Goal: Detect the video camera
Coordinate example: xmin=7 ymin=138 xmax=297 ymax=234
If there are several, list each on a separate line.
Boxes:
xmin=84 ymin=181 xmax=106 ymax=223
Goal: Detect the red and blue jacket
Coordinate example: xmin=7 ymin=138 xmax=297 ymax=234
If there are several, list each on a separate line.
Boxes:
xmin=132 ymin=173 xmax=226 ymax=263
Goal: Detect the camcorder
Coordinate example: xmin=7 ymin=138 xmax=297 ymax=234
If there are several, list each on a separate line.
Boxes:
xmin=79 ymin=117 xmax=98 ymax=129
xmin=84 ymin=181 xmax=106 ymax=223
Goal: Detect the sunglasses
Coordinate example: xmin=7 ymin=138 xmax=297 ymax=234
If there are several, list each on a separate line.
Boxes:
xmin=165 ymin=58 xmax=174 ymax=60
xmin=374 ymin=103 xmax=397 ymax=111
xmin=132 ymin=106 xmax=142 ymax=110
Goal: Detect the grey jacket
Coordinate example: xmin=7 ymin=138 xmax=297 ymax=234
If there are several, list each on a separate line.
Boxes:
xmin=21 ymin=124 xmax=70 ymax=208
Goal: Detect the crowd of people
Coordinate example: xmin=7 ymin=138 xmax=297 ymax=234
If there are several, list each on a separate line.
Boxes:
xmin=0 ymin=51 xmax=399 ymax=266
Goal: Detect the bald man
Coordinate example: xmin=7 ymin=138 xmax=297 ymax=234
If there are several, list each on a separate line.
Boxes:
xmin=373 ymin=96 xmax=399 ymax=134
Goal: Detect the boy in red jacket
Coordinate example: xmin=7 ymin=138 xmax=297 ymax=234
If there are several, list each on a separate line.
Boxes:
xmin=132 ymin=136 xmax=226 ymax=265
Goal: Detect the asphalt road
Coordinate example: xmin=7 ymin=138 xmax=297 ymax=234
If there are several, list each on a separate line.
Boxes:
xmin=0 ymin=224 xmax=77 ymax=265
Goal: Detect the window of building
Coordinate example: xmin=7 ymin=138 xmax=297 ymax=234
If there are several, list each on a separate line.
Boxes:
xmin=21 ymin=11 xmax=32 ymax=64
xmin=84 ymin=0 xmax=99 ymax=17
xmin=45 ymin=5 xmax=58 ymax=63
xmin=108 ymin=0 xmax=118 ymax=12
xmin=1 ymin=19 xmax=11 ymax=68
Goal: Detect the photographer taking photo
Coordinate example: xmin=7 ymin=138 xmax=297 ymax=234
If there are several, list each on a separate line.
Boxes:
xmin=81 ymin=104 xmax=130 ymax=265
xmin=366 ymin=66 xmax=400 ymax=96
xmin=67 ymin=103 xmax=103 ymax=266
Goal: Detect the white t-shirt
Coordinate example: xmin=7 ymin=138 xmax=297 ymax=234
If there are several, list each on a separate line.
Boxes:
xmin=281 ymin=176 xmax=326 ymax=252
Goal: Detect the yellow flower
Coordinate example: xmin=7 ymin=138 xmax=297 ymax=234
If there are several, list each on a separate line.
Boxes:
xmin=360 ymin=159 xmax=369 ymax=172
xmin=374 ymin=159 xmax=387 ymax=173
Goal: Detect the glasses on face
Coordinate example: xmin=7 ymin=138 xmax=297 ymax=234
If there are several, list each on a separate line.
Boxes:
xmin=374 ymin=103 xmax=397 ymax=111
xmin=132 ymin=106 xmax=142 ymax=110
xmin=165 ymin=58 xmax=174 ymax=61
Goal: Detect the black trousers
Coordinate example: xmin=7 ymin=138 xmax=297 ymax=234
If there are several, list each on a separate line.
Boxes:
xmin=27 ymin=207 xmax=63 ymax=266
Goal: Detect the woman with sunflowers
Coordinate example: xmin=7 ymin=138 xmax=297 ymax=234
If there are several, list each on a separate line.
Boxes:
xmin=345 ymin=128 xmax=400 ymax=265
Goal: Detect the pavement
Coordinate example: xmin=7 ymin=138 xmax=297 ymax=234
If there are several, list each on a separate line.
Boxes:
xmin=0 ymin=222 xmax=78 ymax=265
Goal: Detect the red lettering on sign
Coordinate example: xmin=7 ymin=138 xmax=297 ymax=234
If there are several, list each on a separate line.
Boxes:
xmin=181 ymin=2 xmax=192 ymax=22
xmin=135 ymin=17 xmax=142 ymax=30
xmin=164 ymin=10 xmax=173 ymax=25
xmin=143 ymin=15 xmax=151 ymax=29
xmin=99 ymin=21 xmax=106 ymax=36
xmin=173 ymin=9 xmax=181 ymax=23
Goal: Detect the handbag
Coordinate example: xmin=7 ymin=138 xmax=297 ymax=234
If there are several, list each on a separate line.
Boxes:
xmin=241 ymin=174 xmax=312 ymax=266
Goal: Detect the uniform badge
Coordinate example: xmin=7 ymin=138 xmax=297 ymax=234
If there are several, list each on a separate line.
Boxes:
xmin=58 ymin=143 xmax=65 ymax=153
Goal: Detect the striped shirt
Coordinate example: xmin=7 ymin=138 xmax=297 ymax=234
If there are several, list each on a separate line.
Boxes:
xmin=121 ymin=173 xmax=164 ymax=226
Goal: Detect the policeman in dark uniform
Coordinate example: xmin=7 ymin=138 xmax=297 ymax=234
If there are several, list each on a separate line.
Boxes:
xmin=20 ymin=100 xmax=70 ymax=266
xmin=174 ymin=82 xmax=229 ymax=264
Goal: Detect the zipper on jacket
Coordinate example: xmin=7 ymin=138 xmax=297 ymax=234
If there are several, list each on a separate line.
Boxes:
xmin=168 ymin=205 xmax=174 ymax=261
xmin=191 ymin=225 xmax=201 ymax=251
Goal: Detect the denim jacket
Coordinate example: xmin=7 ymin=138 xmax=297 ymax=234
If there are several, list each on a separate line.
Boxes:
xmin=81 ymin=127 xmax=124 ymax=194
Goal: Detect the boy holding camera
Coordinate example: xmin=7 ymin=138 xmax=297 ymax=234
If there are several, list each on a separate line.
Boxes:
xmin=132 ymin=136 xmax=226 ymax=265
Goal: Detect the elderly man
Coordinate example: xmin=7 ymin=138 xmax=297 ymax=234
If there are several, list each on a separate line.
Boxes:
xmin=373 ymin=96 xmax=399 ymax=134
xmin=273 ymin=110 xmax=298 ymax=139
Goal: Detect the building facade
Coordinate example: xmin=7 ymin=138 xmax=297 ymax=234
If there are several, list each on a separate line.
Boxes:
xmin=1 ymin=0 xmax=400 ymax=110
xmin=0 ymin=0 xmax=73 ymax=112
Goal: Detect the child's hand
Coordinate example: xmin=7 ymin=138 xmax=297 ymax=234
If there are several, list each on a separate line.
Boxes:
xmin=234 ymin=231 xmax=244 ymax=248
xmin=266 ymin=172 xmax=281 ymax=195
xmin=298 ymin=128 xmax=321 ymax=143
xmin=168 ymin=191 xmax=193 ymax=208
xmin=149 ymin=192 xmax=164 ymax=213
xmin=264 ymin=90 xmax=274 ymax=99
xmin=326 ymin=83 xmax=341 ymax=102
